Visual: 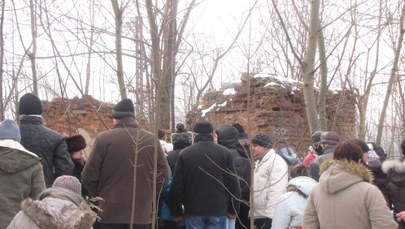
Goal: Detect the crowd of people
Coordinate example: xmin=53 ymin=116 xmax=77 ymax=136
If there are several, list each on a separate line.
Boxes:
xmin=1 ymin=92 xmax=405 ymax=229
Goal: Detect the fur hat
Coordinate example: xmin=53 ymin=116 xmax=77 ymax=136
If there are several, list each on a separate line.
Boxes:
xmin=0 ymin=119 xmax=21 ymax=142
xmin=65 ymin=135 xmax=87 ymax=153
xmin=19 ymin=93 xmax=43 ymax=115
xmin=112 ymin=98 xmax=135 ymax=119
xmin=251 ymin=133 xmax=272 ymax=148
xmin=232 ymin=123 xmax=249 ymax=140
xmin=193 ymin=120 xmax=213 ymax=134
xmin=311 ymin=131 xmax=323 ymax=145
xmin=320 ymin=131 xmax=340 ymax=145
xmin=52 ymin=175 xmax=81 ymax=195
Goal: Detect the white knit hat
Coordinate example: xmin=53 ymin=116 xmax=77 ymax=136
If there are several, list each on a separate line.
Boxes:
xmin=52 ymin=175 xmax=81 ymax=194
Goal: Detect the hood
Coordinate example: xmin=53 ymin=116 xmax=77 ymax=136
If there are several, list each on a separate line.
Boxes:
xmin=20 ymin=195 xmax=96 ymax=229
xmin=319 ymin=160 xmax=373 ymax=194
xmin=288 ymin=176 xmax=318 ymax=196
xmin=382 ymin=159 xmax=405 ymax=174
xmin=0 ymin=139 xmax=41 ymax=174
xmin=382 ymin=159 xmax=405 ymax=187
xmin=216 ymin=125 xmax=238 ymax=149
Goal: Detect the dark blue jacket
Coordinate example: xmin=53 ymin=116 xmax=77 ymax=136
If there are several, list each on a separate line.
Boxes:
xmin=19 ymin=115 xmax=74 ymax=187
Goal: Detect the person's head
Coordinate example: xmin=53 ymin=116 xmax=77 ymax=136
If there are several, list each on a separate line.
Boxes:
xmin=251 ymin=133 xmax=272 ymax=161
xmin=352 ymin=138 xmax=370 ymax=164
xmin=158 ymin=129 xmax=166 ymax=140
xmin=52 ymin=175 xmax=81 ymax=195
xmin=192 ymin=120 xmax=213 ymax=136
xmin=112 ymin=98 xmax=135 ymax=122
xmin=232 ymin=123 xmax=249 ymax=141
xmin=311 ymin=131 xmax=324 ymax=154
xmin=320 ymin=131 xmax=340 ymax=148
xmin=0 ymin=119 xmax=21 ymax=142
xmin=19 ymin=93 xmax=43 ymax=115
xmin=215 ymin=125 xmax=239 ymax=146
xmin=65 ymin=135 xmax=87 ymax=160
xmin=289 ymin=163 xmax=308 ymax=178
xmin=175 ymin=123 xmax=187 ymax=133
xmin=334 ymin=139 xmax=365 ymax=163
xmin=172 ymin=132 xmax=193 ymax=150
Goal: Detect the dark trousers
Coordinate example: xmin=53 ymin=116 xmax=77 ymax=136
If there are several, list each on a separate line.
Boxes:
xmin=99 ymin=223 xmax=150 ymax=229
xmin=254 ymin=218 xmax=272 ymax=229
xmin=236 ymin=202 xmax=250 ymax=229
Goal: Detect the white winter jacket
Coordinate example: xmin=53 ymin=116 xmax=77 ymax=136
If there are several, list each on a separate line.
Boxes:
xmin=251 ymin=149 xmax=288 ymax=219
xmin=272 ymin=176 xmax=317 ymax=229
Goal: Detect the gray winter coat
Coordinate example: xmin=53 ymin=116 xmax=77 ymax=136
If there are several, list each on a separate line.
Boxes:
xmin=0 ymin=139 xmax=46 ymax=228
xmin=19 ymin=115 xmax=74 ymax=187
xmin=7 ymin=188 xmax=96 ymax=229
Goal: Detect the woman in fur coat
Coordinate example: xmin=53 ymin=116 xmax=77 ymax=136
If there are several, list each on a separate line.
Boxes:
xmin=7 ymin=175 xmax=96 ymax=229
xmin=303 ymin=139 xmax=397 ymax=229
xmin=382 ymin=139 xmax=405 ymax=228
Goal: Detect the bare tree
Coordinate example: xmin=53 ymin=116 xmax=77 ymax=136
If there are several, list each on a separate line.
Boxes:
xmin=0 ymin=0 xmax=5 ymax=120
xmin=376 ymin=3 xmax=405 ymax=145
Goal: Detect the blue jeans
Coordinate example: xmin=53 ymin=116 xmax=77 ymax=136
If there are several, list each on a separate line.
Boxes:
xmin=185 ymin=216 xmax=227 ymax=229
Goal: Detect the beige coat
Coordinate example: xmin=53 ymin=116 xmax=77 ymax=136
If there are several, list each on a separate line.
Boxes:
xmin=303 ymin=160 xmax=398 ymax=229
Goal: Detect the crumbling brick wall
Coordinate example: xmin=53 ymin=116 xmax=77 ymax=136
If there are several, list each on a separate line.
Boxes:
xmin=186 ymin=74 xmax=357 ymax=156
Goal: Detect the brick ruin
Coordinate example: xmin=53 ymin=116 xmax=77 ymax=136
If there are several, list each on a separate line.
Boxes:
xmin=40 ymin=96 xmax=114 ymax=158
xmin=39 ymin=75 xmax=357 ymax=158
xmin=186 ymin=74 xmax=357 ymax=156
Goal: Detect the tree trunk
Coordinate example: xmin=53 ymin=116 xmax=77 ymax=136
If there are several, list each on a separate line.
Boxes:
xmin=302 ymin=0 xmax=320 ymax=134
xmin=317 ymin=26 xmax=327 ymax=131
xmin=85 ymin=0 xmax=95 ymax=96
xmin=0 ymin=0 xmax=4 ymax=120
xmin=111 ymin=0 xmax=127 ymax=99
xmin=29 ymin=0 xmax=38 ymax=95
xmin=375 ymin=3 xmax=405 ymax=145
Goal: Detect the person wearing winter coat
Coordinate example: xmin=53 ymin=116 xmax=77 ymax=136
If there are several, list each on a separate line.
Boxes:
xmin=169 ymin=120 xmax=241 ymax=229
xmin=65 ymin=134 xmax=90 ymax=197
xmin=0 ymin=119 xmax=46 ymax=228
xmin=18 ymin=93 xmax=74 ymax=187
xmin=382 ymin=139 xmax=405 ymax=228
xmin=82 ymin=98 xmax=169 ymax=228
xmin=251 ymin=133 xmax=288 ymax=229
xmin=308 ymin=131 xmax=340 ymax=181
xmin=167 ymin=123 xmax=193 ymax=173
xmin=272 ymin=176 xmax=317 ymax=229
xmin=302 ymin=131 xmax=323 ymax=167
xmin=8 ymin=175 xmax=96 ymax=229
xmin=215 ymin=124 xmax=252 ymax=229
xmin=303 ymin=139 xmax=397 ymax=229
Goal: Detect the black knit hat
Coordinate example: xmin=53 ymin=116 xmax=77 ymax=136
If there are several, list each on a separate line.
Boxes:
xmin=19 ymin=93 xmax=43 ymax=115
xmin=193 ymin=120 xmax=213 ymax=134
xmin=321 ymin=131 xmax=340 ymax=145
xmin=65 ymin=135 xmax=87 ymax=153
xmin=252 ymin=133 xmax=272 ymax=148
xmin=232 ymin=123 xmax=249 ymax=140
xmin=112 ymin=98 xmax=135 ymax=119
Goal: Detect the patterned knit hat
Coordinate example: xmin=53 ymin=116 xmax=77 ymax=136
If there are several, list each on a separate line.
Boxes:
xmin=52 ymin=175 xmax=81 ymax=194
xmin=19 ymin=93 xmax=43 ymax=115
xmin=112 ymin=98 xmax=135 ymax=119
xmin=311 ymin=131 xmax=323 ymax=145
xmin=251 ymin=133 xmax=272 ymax=149
xmin=0 ymin=119 xmax=21 ymax=142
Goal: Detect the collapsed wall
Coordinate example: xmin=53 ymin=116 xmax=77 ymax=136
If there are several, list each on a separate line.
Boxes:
xmin=186 ymin=74 xmax=357 ymax=155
